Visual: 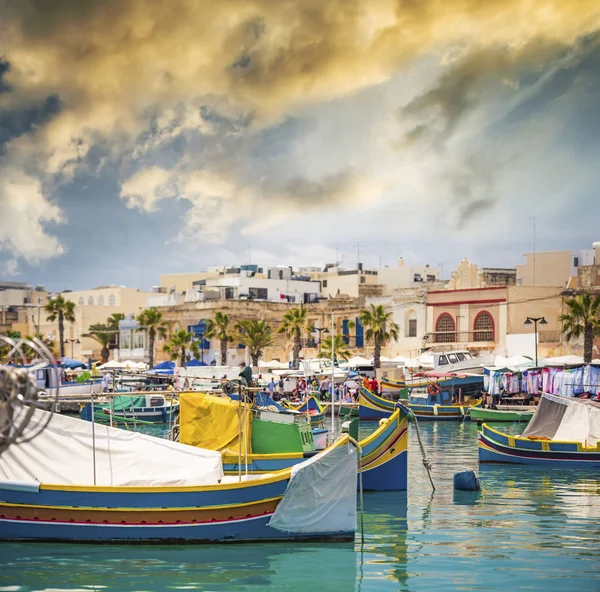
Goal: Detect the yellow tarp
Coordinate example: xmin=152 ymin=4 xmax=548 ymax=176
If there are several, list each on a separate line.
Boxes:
xmin=179 ymin=392 xmax=252 ymax=455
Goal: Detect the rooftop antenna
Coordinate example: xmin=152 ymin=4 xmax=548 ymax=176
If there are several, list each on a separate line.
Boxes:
xmin=531 ymin=217 xmax=536 ymax=286
xmin=354 ymin=242 xmax=361 ymax=269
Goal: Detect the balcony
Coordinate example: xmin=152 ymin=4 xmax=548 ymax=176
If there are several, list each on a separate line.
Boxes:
xmin=424 ymin=330 xmax=497 ymax=349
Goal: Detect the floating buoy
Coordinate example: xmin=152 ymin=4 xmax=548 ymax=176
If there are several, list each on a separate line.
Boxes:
xmin=453 ymin=470 xmax=480 ymax=491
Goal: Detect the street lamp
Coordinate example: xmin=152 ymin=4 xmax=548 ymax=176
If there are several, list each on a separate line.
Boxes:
xmin=65 ymin=338 xmax=80 ymax=359
xmin=309 ymin=326 xmax=330 ymax=345
xmin=524 ymin=316 xmax=548 ymax=367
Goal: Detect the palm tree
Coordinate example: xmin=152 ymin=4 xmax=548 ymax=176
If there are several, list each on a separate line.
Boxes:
xmin=235 ymin=319 xmax=274 ymax=367
xmin=559 ymin=293 xmax=600 ymax=363
xmin=359 ymin=304 xmax=400 ymax=368
xmin=205 ymin=312 xmax=233 ymax=366
xmin=278 ymin=307 xmax=307 ymax=368
xmin=137 ymin=308 xmax=169 ymax=369
xmin=318 ymin=334 xmax=351 ymax=362
xmin=163 ymin=329 xmax=200 ymax=367
xmin=45 ymin=296 xmax=76 ymax=358
xmin=106 ymin=313 xmax=125 ymax=351
xmin=83 ymin=323 xmax=113 ymax=363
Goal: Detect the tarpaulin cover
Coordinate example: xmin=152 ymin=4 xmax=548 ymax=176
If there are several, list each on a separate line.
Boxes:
xmin=268 ymin=441 xmax=357 ymax=535
xmin=109 ymin=395 xmax=147 ymax=412
xmin=523 ymin=393 xmax=600 ymax=446
xmin=0 ymin=408 xmax=223 ymax=487
xmin=179 ymin=392 xmax=252 ymax=455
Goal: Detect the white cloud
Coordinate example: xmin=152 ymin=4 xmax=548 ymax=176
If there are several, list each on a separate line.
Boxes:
xmin=120 ymin=166 xmax=174 ymax=212
xmin=0 ymin=168 xmax=64 ymax=265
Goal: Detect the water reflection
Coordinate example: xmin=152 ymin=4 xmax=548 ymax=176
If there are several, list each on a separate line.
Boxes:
xmin=1 ymin=420 xmax=599 ymax=591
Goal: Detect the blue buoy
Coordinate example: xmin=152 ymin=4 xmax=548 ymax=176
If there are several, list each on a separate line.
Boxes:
xmin=453 ymin=470 xmax=480 ymax=491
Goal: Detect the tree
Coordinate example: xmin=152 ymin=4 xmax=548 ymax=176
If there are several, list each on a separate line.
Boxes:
xmin=106 ymin=313 xmax=125 ymax=350
xmin=83 ymin=323 xmax=113 ymax=363
xmin=559 ymin=293 xmax=600 ymax=363
xmin=278 ymin=307 xmax=307 ymax=368
xmin=235 ymin=319 xmax=274 ymax=367
xmin=163 ymin=329 xmax=200 ymax=367
xmin=205 ymin=312 xmax=233 ymax=366
xmin=359 ymin=304 xmax=400 ymax=368
xmin=318 ymin=334 xmax=351 ymax=362
xmin=45 ymin=296 xmax=76 ymax=358
xmin=137 ymin=308 xmax=169 ymax=369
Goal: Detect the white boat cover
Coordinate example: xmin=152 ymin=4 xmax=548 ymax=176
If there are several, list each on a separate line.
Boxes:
xmin=522 ymin=393 xmax=600 ymax=447
xmin=268 ymin=442 xmax=357 ymax=535
xmin=0 ymin=408 xmax=224 ymax=487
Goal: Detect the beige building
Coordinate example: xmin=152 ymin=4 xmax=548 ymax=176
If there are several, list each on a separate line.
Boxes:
xmin=152 ymin=297 xmax=367 ymax=366
xmin=30 ymin=286 xmax=154 ymax=360
xmin=516 ymin=249 xmax=593 ymax=287
xmin=0 ymin=282 xmax=49 ymax=335
xmin=447 ymin=259 xmax=516 ymax=290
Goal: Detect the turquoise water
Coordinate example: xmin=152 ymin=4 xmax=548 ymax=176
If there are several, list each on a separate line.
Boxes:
xmin=1 ymin=420 xmax=599 ymax=591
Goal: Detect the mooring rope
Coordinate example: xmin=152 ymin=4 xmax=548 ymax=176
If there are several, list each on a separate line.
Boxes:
xmin=398 ymin=402 xmax=435 ymax=492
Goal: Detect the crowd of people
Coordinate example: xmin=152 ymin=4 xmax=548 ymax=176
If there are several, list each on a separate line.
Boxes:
xmin=262 ymin=373 xmax=380 ymax=403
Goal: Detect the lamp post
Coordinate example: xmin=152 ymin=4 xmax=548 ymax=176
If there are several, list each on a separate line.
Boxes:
xmin=309 ymin=326 xmax=329 ymax=345
xmin=524 ymin=316 xmax=548 ymax=367
xmin=65 ymin=338 xmax=80 ymax=359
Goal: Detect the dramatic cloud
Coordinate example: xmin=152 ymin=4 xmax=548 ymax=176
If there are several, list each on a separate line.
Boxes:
xmin=2 ymin=0 xmax=600 ymax=283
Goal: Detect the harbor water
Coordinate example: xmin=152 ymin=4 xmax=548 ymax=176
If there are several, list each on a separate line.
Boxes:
xmin=1 ymin=419 xmax=599 ymax=591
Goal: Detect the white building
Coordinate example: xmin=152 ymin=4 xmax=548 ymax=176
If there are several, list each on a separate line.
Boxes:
xmin=376 ymin=259 xmax=441 ymax=296
xmin=186 ymin=269 xmax=321 ymax=304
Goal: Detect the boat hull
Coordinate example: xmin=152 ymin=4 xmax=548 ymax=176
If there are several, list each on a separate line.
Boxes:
xmin=478 ymin=423 xmax=600 ymax=467
xmin=359 ymin=387 xmax=481 ymax=421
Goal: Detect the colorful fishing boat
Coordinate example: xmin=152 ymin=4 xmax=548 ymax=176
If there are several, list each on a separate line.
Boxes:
xmin=340 ymin=402 xmax=359 ymax=417
xmin=80 ymin=393 xmax=179 ymax=424
xmin=179 ymin=392 xmax=409 ymax=491
xmin=469 ymin=407 xmax=534 ymax=423
xmin=359 ymin=386 xmax=481 ymax=420
xmin=283 ymin=396 xmax=327 ymax=426
xmin=478 ymin=393 xmax=600 ymax=467
xmin=380 ymin=376 xmax=408 ymax=400
xmin=0 ymin=408 xmax=358 ymax=543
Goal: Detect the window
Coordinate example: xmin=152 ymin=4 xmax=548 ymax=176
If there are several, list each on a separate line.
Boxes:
xmin=447 ymin=353 xmax=458 ymax=364
xmin=150 ymin=396 xmax=164 ymax=407
xmin=438 ymin=355 xmax=449 ymax=365
xmin=224 ymin=287 xmax=234 ymax=299
xmin=249 ymin=287 xmax=268 ymax=300
xmin=456 ymin=353 xmax=465 ymax=362
xmin=88 ymin=296 xmax=94 ymax=306
xmin=435 ymin=313 xmax=455 ymax=343
xmin=360 ymin=277 xmax=366 ymax=284
xmin=427 ymin=274 xmax=436 ymax=282
xmin=78 ymin=297 xmax=84 ymax=306
xmin=464 ymin=352 xmax=472 ymax=360
xmin=98 ymin=295 xmax=105 ymax=306
xmin=408 ymin=319 xmax=417 ymax=338
xmin=108 ymin=294 xmax=116 ymax=306
xmin=322 ymin=280 xmax=328 ymax=288
xmin=413 ymin=273 xmax=423 ymax=283
xmin=574 ymin=256 xmax=579 ymax=267
xmin=474 ymin=311 xmax=494 ymax=341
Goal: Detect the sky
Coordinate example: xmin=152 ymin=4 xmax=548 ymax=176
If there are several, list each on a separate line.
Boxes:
xmin=1 ymin=0 xmax=600 ymax=292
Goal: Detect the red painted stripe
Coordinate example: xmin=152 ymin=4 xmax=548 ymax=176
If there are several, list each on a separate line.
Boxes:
xmin=363 ymin=428 xmax=407 ymax=469
xmin=0 ymin=511 xmax=275 ymax=527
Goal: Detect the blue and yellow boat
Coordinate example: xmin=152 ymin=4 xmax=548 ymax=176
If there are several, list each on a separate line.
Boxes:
xmin=284 ymin=395 xmax=327 ymax=426
xmin=359 ymin=386 xmax=481 ymax=421
xmin=180 ymin=393 xmax=409 ymax=491
xmin=0 ymin=409 xmax=358 ymax=543
xmin=478 ymin=393 xmax=600 ymax=467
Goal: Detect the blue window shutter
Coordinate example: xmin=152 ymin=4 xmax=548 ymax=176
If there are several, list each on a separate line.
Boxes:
xmin=355 ymin=318 xmax=364 ymax=348
xmin=342 ymin=319 xmax=349 ymax=345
